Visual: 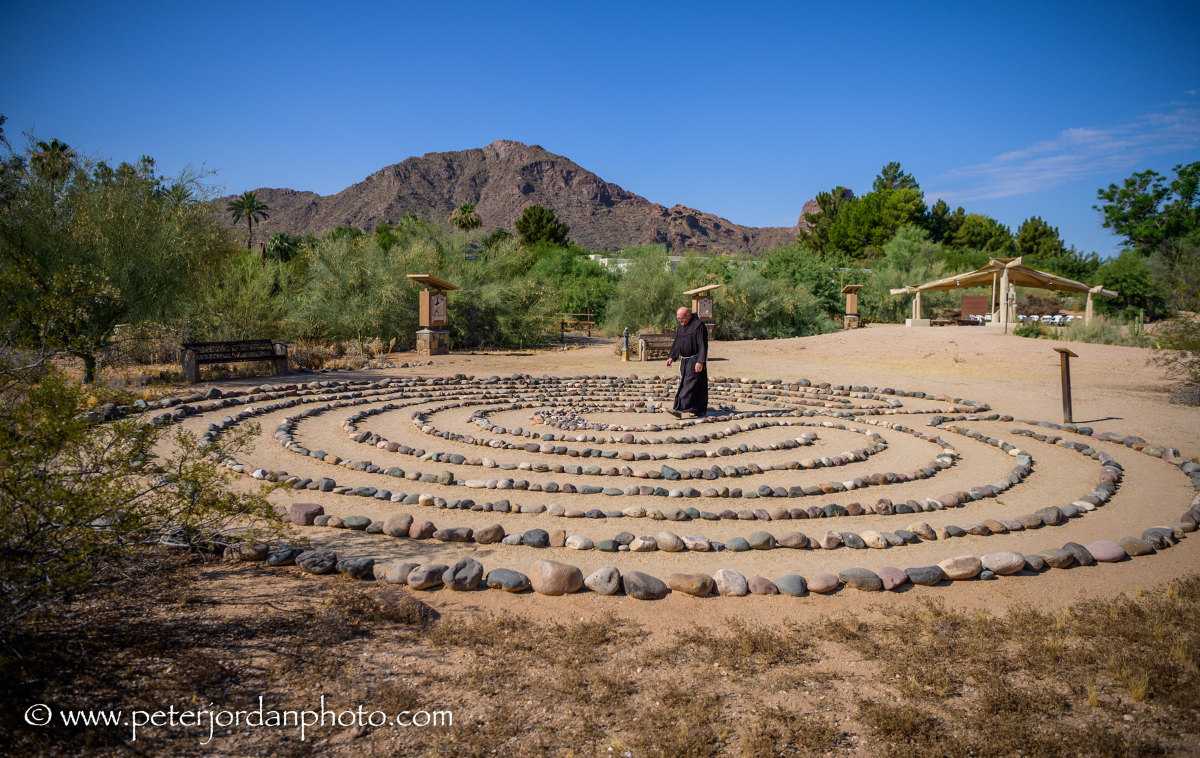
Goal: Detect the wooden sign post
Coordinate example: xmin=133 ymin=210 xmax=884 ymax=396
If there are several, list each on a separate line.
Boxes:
xmin=1052 ymin=347 xmax=1078 ymax=423
xmin=841 ymin=284 xmax=863 ymax=329
xmin=683 ymin=284 xmax=721 ymax=340
xmin=407 ymin=274 xmax=457 ymax=356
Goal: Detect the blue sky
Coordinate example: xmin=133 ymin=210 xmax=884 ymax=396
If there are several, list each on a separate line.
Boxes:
xmin=2 ymin=1 xmax=1197 ymax=257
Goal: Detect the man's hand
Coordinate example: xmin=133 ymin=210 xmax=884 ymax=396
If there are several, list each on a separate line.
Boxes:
xmin=695 ymin=362 xmax=704 ymax=372
xmin=666 ymin=358 xmax=673 ymax=367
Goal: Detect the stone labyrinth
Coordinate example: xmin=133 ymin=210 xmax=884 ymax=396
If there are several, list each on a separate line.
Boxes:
xmin=150 ymin=370 xmax=1200 ymax=600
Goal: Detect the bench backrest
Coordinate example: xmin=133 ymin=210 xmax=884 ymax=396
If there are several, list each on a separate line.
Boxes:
xmin=181 ymin=340 xmax=280 ymax=363
xmin=961 ymin=295 xmax=991 ymax=317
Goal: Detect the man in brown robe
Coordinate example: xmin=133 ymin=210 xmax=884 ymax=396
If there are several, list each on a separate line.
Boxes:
xmin=666 ymin=306 xmax=708 ymax=417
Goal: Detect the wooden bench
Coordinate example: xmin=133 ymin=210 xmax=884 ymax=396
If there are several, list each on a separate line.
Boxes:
xmin=638 ymin=333 xmax=675 ymax=361
xmin=180 ymin=339 xmax=288 ymax=383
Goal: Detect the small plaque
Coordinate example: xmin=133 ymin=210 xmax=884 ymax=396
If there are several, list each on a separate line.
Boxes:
xmin=697 ymin=296 xmax=713 ymax=320
xmin=431 ymin=293 xmax=447 ymax=324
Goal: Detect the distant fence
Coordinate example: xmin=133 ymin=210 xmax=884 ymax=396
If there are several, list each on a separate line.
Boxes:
xmin=555 ymin=313 xmax=596 ymax=339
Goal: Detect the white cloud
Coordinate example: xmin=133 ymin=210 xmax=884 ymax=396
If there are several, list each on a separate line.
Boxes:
xmin=927 ymin=106 xmax=1200 ymax=203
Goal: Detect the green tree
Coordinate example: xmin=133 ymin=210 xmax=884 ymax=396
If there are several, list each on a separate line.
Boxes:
xmin=482 ymin=229 xmax=513 ymax=250
xmin=527 ymin=249 xmax=618 ymax=322
xmin=0 ymin=138 xmax=232 ymax=382
xmin=827 ymin=188 xmax=927 ymax=259
xmin=1015 ymin=216 xmax=1065 ymax=258
xmin=226 ymin=190 xmax=270 ymax=250
xmin=925 ymin=199 xmax=965 ymax=244
xmin=0 ymin=366 xmax=283 ymax=636
xmin=760 ymin=244 xmax=852 ymax=314
xmin=796 ymin=187 xmax=852 ymax=256
xmin=265 ymin=230 xmax=300 ymax=263
xmin=1094 ymin=250 xmax=1167 ymax=319
xmin=29 ymin=138 xmax=77 ymax=197
xmin=951 ymin=213 xmax=1013 ymax=253
xmin=1095 ymin=162 xmax=1200 ymax=256
xmin=515 ymin=205 xmax=569 ymax=247
xmin=449 ymin=203 xmax=482 ymax=232
xmin=872 ymin=162 xmax=920 ymax=193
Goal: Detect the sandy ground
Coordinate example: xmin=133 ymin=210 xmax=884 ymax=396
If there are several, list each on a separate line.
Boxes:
xmin=177 ymin=324 xmax=1200 ymax=630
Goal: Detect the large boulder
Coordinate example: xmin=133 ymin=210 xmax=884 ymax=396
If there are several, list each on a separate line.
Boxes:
xmin=937 ymin=555 xmax=982 ymax=580
xmin=528 ymin=560 xmax=583 ymax=595
xmin=667 ymin=573 xmax=714 ymax=597
xmin=296 ymin=550 xmax=338 ymax=574
xmin=584 ymin=566 xmax=621 ymax=595
xmin=622 ymin=571 xmax=670 ymax=600
xmin=443 ymin=558 xmax=484 ymax=590
xmin=712 ymin=569 xmax=749 ymax=596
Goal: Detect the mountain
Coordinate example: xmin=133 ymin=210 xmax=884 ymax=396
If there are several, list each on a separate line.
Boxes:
xmin=217 ymin=140 xmax=810 ymax=254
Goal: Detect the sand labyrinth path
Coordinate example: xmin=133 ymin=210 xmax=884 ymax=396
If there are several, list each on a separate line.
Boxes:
xmin=157 ymin=371 xmax=1199 ymax=600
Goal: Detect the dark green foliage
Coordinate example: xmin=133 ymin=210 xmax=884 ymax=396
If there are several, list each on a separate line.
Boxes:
xmin=0 ymin=365 xmax=283 ymax=635
xmin=265 ymin=231 xmax=303 ymax=262
xmin=516 ymin=205 xmax=569 ymax=247
xmin=527 ymin=248 xmax=619 ymax=322
xmin=760 ymin=244 xmax=853 ymax=314
xmin=872 ymin=161 xmax=920 ymax=193
xmin=482 ymin=228 xmax=513 ymax=249
xmin=829 ymin=187 xmax=927 ymax=259
xmin=926 ymin=199 xmax=966 ymax=244
xmin=324 ymin=225 xmax=364 ymax=242
xmin=449 ymin=203 xmax=482 ymax=232
xmin=225 ymin=191 xmax=269 ymax=249
xmin=1094 ymin=250 xmax=1167 ymax=320
xmin=1095 ymin=162 xmax=1199 ymax=256
xmin=796 ymin=187 xmax=852 ymax=256
xmin=0 ymin=136 xmax=231 ymax=381
xmin=950 ymin=213 xmax=1013 ymax=253
xmin=1015 ymin=216 xmax=1100 ymax=281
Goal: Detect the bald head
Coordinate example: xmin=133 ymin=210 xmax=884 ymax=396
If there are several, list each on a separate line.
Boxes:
xmin=676 ymin=307 xmax=691 ymax=324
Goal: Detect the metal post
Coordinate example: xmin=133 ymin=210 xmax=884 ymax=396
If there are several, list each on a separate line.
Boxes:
xmin=621 ymin=327 xmax=630 ymax=362
xmin=1053 ymin=347 xmax=1077 ymax=423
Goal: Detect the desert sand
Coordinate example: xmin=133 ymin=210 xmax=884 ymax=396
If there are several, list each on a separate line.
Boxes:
xmin=177 ymin=323 xmax=1200 ymax=630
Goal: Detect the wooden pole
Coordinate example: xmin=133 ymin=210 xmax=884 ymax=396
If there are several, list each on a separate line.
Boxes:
xmin=1054 ymin=347 xmax=1077 ymax=423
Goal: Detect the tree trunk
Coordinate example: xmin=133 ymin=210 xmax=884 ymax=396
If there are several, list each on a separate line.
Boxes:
xmin=80 ymin=353 xmax=97 ymax=384
xmin=247 ymin=218 xmax=253 ymax=250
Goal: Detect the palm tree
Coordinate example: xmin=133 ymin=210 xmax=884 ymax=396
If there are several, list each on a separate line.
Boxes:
xmin=164 ymin=182 xmax=194 ymax=206
xmin=450 ymin=202 xmax=482 ymax=232
xmin=30 ymin=138 xmax=77 ymax=195
xmin=226 ymin=191 xmax=270 ymax=249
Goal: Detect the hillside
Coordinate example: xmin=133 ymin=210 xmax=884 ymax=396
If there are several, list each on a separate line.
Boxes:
xmin=217 ymin=140 xmax=809 ymax=254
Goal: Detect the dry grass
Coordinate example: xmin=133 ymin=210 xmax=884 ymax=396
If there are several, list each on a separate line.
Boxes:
xmin=3 ymin=555 xmax=1199 ymax=756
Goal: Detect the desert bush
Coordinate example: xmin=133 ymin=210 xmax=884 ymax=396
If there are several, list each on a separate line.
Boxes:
xmin=288 ymin=339 xmax=336 ymax=370
xmin=603 ymin=247 xmax=680 ymax=334
xmin=185 ymin=254 xmax=303 ymax=342
xmin=0 ymin=364 xmax=283 ymax=635
xmin=1055 ymin=315 xmax=1147 ymax=346
xmin=1013 ymin=321 xmax=1045 ymax=339
xmin=1152 ymin=310 xmax=1200 ymax=384
xmin=717 ymin=268 xmax=837 ymax=340
xmin=298 ymin=235 xmax=428 ymax=352
xmin=100 ymin=321 xmax=182 ymax=367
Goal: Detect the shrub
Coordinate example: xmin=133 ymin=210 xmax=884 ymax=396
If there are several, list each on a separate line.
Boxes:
xmin=1013 ymin=322 xmax=1044 ymax=339
xmin=1152 ymin=311 xmax=1200 ymax=384
xmin=603 ymin=247 xmax=679 ymax=334
xmin=717 ymin=268 xmax=837 ymax=340
xmin=0 ymin=365 xmax=283 ymax=634
xmin=1056 ymin=315 xmax=1147 ymax=346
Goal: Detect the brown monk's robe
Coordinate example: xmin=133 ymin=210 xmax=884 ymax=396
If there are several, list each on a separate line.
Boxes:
xmin=668 ymin=315 xmax=708 ymax=416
